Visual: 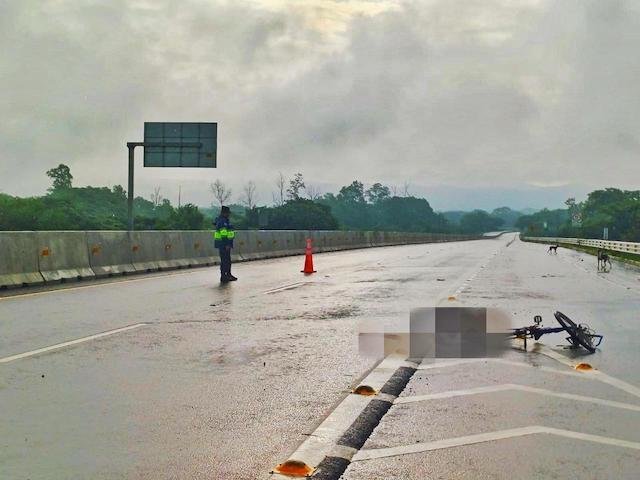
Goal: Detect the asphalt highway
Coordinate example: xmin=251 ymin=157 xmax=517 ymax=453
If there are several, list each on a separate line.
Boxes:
xmin=2 ymin=235 xmax=639 ymax=479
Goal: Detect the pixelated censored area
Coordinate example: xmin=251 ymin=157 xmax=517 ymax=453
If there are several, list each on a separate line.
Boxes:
xmin=359 ymin=307 xmax=511 ymax=359
xmin=143 ymin=122 xmax=217 ymax=168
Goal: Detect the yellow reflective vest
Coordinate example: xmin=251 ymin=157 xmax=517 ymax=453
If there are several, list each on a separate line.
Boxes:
xmin=213 ymin=216 xmax=235 ymax=248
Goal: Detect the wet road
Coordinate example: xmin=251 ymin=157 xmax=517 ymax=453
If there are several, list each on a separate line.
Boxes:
xmin=2 ymin=235 xmax=639 ymax=479
xmin=343 ymin=238 xmax=640 ymax=480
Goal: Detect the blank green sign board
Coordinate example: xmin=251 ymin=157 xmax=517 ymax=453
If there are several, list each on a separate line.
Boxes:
xmin=144 ymin=122 xmax=217 ymax=168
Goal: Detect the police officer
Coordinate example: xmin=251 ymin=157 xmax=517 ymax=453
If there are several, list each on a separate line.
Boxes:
xmin=213 ymin=205 xmax=237 ymax=282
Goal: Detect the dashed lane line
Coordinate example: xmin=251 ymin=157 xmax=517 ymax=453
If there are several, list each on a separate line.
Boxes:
xmin=442 ymin=235 xmax=515 ymax=302
xmin=352 ymin=426 xmax=640 ymax=462
xmin=0 ymin=323 xmax=148 ymax=364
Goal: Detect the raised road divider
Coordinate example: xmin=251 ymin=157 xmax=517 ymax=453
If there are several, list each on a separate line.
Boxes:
xmin=0 ymin=230 xmax=484 ymax=289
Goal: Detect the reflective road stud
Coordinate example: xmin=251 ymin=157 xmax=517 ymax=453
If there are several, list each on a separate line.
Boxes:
xmin=271 ymin=459 xmax=314 ymax=477
xmin=352 ymin=385 xmax=377 ymax=396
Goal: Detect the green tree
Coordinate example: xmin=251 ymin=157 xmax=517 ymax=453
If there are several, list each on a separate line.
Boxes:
xmin=365 ymin=183 xmax=390 ymax=204
xmin=267 ymin=198 xmax=338 ymax=230
xmin=515 ymin=208 xmax=568 ymax=236
xmin=46 ymin=164 xmax=73 ymax=191
xmin=337 ymin=181 xmax=366 ymax=204
xmin=164 ymin=204 xmax=205 ymax=230
xmin=377 ymin=196 xmax=446 ymax=232
xmin=577 ymin=188 xmax=640 ymax=241
xmin=491 ymin=207 xmax=522 ymax=228
xmin=287 ymin=173 xmax=306 ymax=200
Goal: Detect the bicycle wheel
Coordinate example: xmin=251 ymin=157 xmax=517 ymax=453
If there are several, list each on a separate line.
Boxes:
xmin=554 ymin=311 xmax=596 ymax=353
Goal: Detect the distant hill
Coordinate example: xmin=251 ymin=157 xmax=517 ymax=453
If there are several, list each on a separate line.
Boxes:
xmin=442 ymin=207 xmax=525 ymax=228
xmin=519 ymin=207 xmax=538 ymax=215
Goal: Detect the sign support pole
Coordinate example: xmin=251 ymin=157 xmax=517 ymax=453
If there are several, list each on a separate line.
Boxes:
xmin=127 ymin=143 xmax=136 ymax=231
xmin=125 ymin=141 xmax=201 ymax=231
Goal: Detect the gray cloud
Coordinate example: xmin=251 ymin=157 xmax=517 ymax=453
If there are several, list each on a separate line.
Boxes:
xmin=1 ymin=0 xmax=638 ymax=209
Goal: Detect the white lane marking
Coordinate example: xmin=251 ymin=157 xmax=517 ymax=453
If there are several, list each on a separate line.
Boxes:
xmin=263 ymin=281 xmax=312 ymax=294
xmin=420 ymin=357 xmax=640 ymax=399
xmin=0 ymin=323 xmax=148 ymax=364
xmin=418 ymin=358 xmax=585 ymax=378
xmin=440 ymin=241 xmax=509 ymax=303
xmin=352 ymin=426 xmax=640 ymax=461
xmin=589 ymin=371 xmax=640 ymax=400
xmin=0 ymin=268 xmax=206 ymax=302
xmin=328 ymin=444 xmax=358 ymax=461
xmin=270 ymin=354 xmax=415 ymax=479
xmin=396 ymin=383 xmax=640 ymax=412
xmin=532 ymin=344 xmax=640 ymax=399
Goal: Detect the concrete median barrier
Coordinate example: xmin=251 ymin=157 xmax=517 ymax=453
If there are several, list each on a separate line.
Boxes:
xmin=235 ymin=231 xmax=260 ymax=261
xmin=294 ymin=230 xmax=312 ymax=254
xmin=162 ymin=231 xmax=190 ymax=269
xmin=86 ymin=231 xmax=135 ymax=277
xmin=36 ymin=231 xmax=94 ymax=282
xmin=1 ymin=229 xmax=488 ymax=288
xmin=260 ymin=231 xmax=279 ymax=258
xmin=272 ymin=230 xmax=296 ymax=256
xmin=129 ymin=231 xmax=163 ymax=272
xmin=0 ymin=232 xmax=44 ymax=288
xmin=233 ymin=231 xmax=249 ymax=261
xmin=310 ymin=231 xmax=327 ymax=253
xmin=187 ymin=231 xmax=217 ymax=266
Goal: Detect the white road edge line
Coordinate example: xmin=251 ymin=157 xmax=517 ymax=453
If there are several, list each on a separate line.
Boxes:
xmin=0 ymin=323 xmax=148 ymax=364
xmin=352 ymin=426 xmax=640 ymax=461
xmin=396 ymin=383 xmax=640 ymax=411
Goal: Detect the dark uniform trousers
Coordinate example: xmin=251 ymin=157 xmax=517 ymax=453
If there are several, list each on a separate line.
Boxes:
xmin=219 ymin=247 xmax=232 ymax=276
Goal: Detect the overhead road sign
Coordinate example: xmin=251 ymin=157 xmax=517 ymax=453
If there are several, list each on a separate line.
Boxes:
xmin=143 ymin=122 xmax=217 ymax=168
xmin=125 ymin=122 xmax=218 ymax=230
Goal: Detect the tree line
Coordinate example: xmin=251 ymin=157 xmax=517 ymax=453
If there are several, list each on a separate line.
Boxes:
xmin=1 ymin=164 xmax=517 ymax=234
xmin=516 ymin=188 xmax=640 ymax=242
xmin=0 ymin=165 xmax=205 ymax=230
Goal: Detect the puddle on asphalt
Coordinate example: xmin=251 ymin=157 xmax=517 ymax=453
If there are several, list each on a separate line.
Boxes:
xmin=302 ymin=305 xmax=360 ymax=320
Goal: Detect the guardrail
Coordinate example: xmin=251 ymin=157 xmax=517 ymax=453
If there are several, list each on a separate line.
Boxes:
xmin=523 ymin=236 xmax=640 ymax=255
xmin=0 ymin=230 xmax=488 ymax=289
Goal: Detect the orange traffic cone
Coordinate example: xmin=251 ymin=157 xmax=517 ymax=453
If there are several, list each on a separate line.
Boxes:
xmin=301 ymin=238 xmax=317 ymax=274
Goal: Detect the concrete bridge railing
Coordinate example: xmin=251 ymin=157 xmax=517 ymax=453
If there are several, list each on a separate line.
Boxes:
xmin=0 ymin=230 xmax=484 ymax=289
xmin=523 ymin=236 xmax=640 ymax=255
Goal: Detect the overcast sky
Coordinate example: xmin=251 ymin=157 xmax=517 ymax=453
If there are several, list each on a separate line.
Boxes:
xmin=1 ymin=0 xmax=639 ymax=211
